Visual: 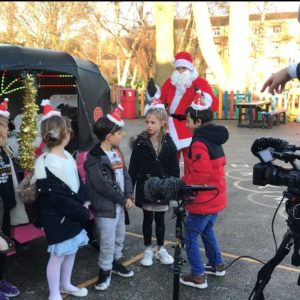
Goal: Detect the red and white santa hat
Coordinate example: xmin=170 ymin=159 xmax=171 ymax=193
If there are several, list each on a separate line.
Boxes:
xmin=0 ymin=98 xmax=10 ymax=118
xmin=149 ymin=97 xmax=165 ymax=110
xmin=107 ymin=104 xmax=124 ymax=127
xmin=191 ymin=89 xmax=212 ymax=111
xmin=40 ymin=99 xmax=61 ymax=121
xmin=173 ymin=51 xmax=194 ymax=72
xmin=144 ymin=97 xmax=165 ymax=114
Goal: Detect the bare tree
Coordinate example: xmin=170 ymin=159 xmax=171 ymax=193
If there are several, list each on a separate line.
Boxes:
xmin=11 ymin=2 xmax=90 ymax=53
xmin=0 ymin=3 xmax=19 ymax=45
xmin=88 ymin=2 xmax=154 ymax=87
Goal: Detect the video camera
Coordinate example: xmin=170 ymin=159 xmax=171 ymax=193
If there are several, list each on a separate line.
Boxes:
xmin=144 ymin=176 xmax=216 ymax=204
xmin=251 ymin=137 xmax=300 ymax=189
xmin=251 ymin=137 xmax=300 ymax=231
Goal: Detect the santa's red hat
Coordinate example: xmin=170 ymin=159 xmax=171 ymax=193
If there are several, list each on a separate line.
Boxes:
xmin=0 ymin=98 xmax=10 ymax=118
xmin=191 ymin=89 xmax=212 ymax=111
xmin=40 ymin=99 xmax=61 ymax=121
xmin=173 ymin=51 xmax=194 ymax=71
xmin=107 ymin=104 xmax=124 ymax=127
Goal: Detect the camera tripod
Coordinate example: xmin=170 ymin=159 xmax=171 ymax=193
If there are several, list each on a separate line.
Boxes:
xmin=172 ymin=198 xmax=190 ymax=300
xmin=249 ymin=190 xmax=300 ymax=300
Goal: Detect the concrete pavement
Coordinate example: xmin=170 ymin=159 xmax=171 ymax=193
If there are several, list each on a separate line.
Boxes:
xmin=7 ymin=118 xmax=300 ymax=300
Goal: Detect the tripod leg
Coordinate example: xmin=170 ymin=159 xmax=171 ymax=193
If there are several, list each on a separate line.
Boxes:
xmin=249 ymin=231 xmax=294 ymax=300
xmin=291 ymin=238 xmax=300 ymax=266
xmin=173 ymin=244 xmax=181 ymax=300
xmin=173 ymin=208 xmax=185 ymax=300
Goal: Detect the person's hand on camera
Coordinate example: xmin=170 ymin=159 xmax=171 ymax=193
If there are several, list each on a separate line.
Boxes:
xmin=147 ymin=78 xmax=157 ymax=97
xmin=261 ymin=67 xmax=291 ymax=95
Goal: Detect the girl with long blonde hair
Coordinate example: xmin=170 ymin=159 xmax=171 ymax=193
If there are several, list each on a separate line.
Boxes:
xmin=129 ymin=105 xmax=180 ymax=267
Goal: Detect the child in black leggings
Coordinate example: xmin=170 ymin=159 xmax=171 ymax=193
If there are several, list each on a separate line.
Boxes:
xmin=129 ymin=104 xmax=179 ymax=266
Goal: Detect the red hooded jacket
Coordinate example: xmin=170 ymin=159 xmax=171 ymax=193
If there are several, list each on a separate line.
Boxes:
xmin=181 ymin=123 xmax=228 ymax=214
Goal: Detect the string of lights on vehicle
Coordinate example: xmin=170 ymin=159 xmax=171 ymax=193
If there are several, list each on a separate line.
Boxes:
xmin=0 ymin=71 xmax=77 ymax=97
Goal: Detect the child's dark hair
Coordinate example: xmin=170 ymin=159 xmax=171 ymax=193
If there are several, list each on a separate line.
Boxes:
xmin=93 ymin=116 xmax=122 ymax=142
xmin=185 ymin=106 xmax=213 ymax=124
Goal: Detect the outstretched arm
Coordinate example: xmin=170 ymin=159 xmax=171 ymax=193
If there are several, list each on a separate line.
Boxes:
xmin=260 ymin=67 xmax=292 ymax=95
xmin=260 ymin=62 xmax=300 ymax=95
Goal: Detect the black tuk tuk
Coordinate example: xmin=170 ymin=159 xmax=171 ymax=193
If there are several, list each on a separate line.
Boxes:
xmin=0 ymin=44 xmax=111 ymax=152
xmin=0 ymin=44 xmax=111 ymax=248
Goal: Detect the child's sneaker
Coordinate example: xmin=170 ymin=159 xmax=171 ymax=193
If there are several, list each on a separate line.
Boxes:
xmin=94 ymin=269 xmax=111 ymax=291
xmin=112 ymin=259 xmax=134 ymax=277
xmin=180 ymin=274 xmax=208 ymax=289
xmin=205 ymin=264 xmax=226 ymax=277
xmin=140 ymin=249 xmax=154 ymax=267
xmin=60 ymin=287 xmax=88 ymax=297
xmin=0 ymin=280 xmax=20 ymax=297
xmin=155 ymin=247 xmax=174 ymax=265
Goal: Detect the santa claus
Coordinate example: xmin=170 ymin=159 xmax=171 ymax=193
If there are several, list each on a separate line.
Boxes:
xmin=147 ymin=51 xmax=218 ymax=171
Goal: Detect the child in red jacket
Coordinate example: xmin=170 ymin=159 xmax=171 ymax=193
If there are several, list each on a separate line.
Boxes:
xmin=180 ymin=90 xmax=229 ymax=289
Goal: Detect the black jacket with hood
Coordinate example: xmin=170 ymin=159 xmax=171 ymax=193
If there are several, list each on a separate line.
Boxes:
xmin=128 ymin=132 xmax=179 ymax=207
xmin=84 ymin=144 xmax=133 ymax=218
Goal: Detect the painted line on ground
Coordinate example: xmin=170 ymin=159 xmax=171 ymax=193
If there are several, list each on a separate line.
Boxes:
xmin=126 ymin=231 xmax=300 ymax=273
xmin=64 ymin=230 xmax=299 ymax=297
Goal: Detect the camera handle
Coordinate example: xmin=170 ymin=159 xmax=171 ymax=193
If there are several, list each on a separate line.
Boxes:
xmin=172 ymin=200 xmax=188 ymax=300
xmin=249 ymin=229 xmax=300 ymax=300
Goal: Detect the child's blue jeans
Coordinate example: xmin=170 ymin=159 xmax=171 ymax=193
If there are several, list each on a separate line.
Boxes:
xmin=184 ymin=213 xmax=223 ymax=276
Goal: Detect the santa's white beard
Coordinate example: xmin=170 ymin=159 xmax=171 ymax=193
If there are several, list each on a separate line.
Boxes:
xmin=171 ymin=70 xmax=193 ymax=93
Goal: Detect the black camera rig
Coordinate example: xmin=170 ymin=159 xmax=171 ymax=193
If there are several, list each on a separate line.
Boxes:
xmin=250 ymin=137 xmax=300 ymax=299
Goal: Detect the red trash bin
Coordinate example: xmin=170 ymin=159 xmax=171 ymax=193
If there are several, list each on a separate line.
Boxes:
xmin=120 ymin=88 xmax=137 ymax=119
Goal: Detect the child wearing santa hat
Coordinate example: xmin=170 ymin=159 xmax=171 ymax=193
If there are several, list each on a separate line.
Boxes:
xmin=84 ymin=104 xmax=134 ymax=291
xmin=179 ymin=91 xmax=229 ymax=289
xmin=128 ymin=100 xmax=179 ymax=267
xmin=32 ymin=100 xmax=90 ymax=299
xmin=0 ymin=100 xmax=21 ymax=300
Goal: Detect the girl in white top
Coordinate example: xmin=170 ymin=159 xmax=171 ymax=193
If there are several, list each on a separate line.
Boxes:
xmin=34 ymin=114 xmax=89 ymax=300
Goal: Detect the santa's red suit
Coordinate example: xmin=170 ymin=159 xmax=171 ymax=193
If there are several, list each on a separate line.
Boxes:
xmin=147 ymin=52 xmax=218 ymax=152
xmin=159 ymin=76 xmax=218 ymax=150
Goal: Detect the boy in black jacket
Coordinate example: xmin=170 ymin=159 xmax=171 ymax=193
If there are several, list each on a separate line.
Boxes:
xmin=84 ymin=105 xmax=134 ymax=291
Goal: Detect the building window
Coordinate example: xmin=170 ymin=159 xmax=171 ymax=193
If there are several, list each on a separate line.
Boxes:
xmin=273 ymin=26 xmax=281 ymax=33
xmin=251 ymin=42 xmax=257 ymax=51
xmin=252 ymin=26 xmax=260 ymax=35
xmin=213 ymin=27 xmax=221 ymax=36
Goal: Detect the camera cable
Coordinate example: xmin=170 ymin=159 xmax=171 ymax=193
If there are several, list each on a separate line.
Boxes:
xmin=271 ymin=195 xmax=285 ymax=252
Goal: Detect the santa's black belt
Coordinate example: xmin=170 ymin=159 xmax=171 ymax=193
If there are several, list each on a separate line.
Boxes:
xmin=170 ymin=114 xmax=186 ymax=121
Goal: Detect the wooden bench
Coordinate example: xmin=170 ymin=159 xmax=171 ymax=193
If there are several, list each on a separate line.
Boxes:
xmin=261 ymin=109 xmax=287 ymax=128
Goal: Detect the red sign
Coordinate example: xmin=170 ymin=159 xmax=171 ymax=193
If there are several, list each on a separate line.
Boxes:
xmin=93 ymin=107 xmax=103 ymax=122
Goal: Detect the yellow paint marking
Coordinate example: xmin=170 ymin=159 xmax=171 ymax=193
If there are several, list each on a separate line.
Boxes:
xmin=63 ymin=231 xmax=300 ymax=297
xmin=126 ymin=231 xmax=300 ymax=273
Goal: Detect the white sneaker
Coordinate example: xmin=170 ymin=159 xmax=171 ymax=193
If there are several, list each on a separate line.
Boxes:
xmin=60 ymin=287 xmax=88 ymax=297
xmin=155 ymin=247 xmax=174 ymax=265
xmin=140 ymin=249 xmax=154 ymax=266
xmin=94 ymin=273 xmax=111 ymax=291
